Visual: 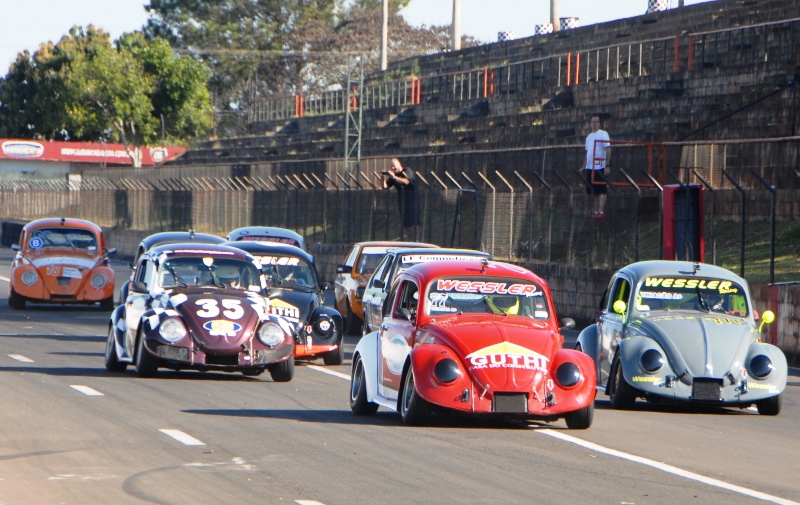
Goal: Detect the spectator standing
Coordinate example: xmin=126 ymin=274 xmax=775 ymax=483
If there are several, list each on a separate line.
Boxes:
xmin=383 ymin=157 xmax=421 ymax=240
xmin=580 ymin=115 xmax=612 ymax=217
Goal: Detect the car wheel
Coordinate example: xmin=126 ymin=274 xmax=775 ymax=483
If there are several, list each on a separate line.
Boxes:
xmin=99 ymin=296 xmax=114 ymax=311
xmin=608 ymin=352 xmax=636 ymax=409
xmin=269 ymin=355 xmax=295 ymax=382
xmin=344 ymin=300 xmax=362 ymax=336
xmin=564 ymin=402 xmax=594 ymax=429
xmin=9 ymin=289 xmax=25 ymax=310
xmin=350 ymin=355 xmax=378 ymax=415
xmin=104 ymin=326 xmax=127 ymax=372
xmin=400 ymin=366 xmax=431 ymax=425
xmin=134 ymin=330 xmax=159 ymax=378
xmin=322 ymin=335 xmax=345 ymax=366
xmin=756 ymin=394 xmax=781 ymax=416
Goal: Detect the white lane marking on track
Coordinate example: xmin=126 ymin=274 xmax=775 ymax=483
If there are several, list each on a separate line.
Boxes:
xmin=0 ymin=275 xmax=9 ymax=282
xmin=70 ymin=385 xmax=104 ymax=396
xmin=540 ymin=429 xmax=800 ymax=505
xmin=159 ymin=429 xmax=205 ymax=446
xmin=307 ymin=364 xmax=350 ymax=381
xmin=8 ymin=354 xmax=33 ymax=362
xmin=296 ymin=501 xmax=328 ymax=505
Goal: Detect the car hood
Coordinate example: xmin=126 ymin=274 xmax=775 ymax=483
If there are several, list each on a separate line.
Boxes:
xmin=426 ymin=316 xmax=559 ymax=391
xmin=165 ymin=289 xmax=270 ymax=352
xmin=267 ymin=288 xmax=316 ymax=326
xmin=636 ymin=313 xmax=756 ymax=378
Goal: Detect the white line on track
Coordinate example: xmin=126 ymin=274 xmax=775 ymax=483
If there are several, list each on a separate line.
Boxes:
xmin=307 ymin=365 xmax=798 ymax=504
xmin=8 ymin=354 xmax=33 ymax=362
xmin=0 ymin=275 xmax=9 ymax=282
xmin=295 ymin=501 xmax=328 ymax=505
xmin=540 ymin=429 xmax=800 ymax=505
xmin=70 ymin=385 xmax=104 ymax=396
xmin=159 ymin=429 xmax=205 ymax=446
xmin=306 ymin=364 xmax=350 ymax=380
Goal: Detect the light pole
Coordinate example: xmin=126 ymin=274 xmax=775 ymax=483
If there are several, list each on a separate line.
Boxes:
xmin=551 ymin=0 xmax=559 ymax=31
xmin=452 ymin=0 xmax=461 ymax=50
xmin=381 ymin=0 xmax=388 ymax=70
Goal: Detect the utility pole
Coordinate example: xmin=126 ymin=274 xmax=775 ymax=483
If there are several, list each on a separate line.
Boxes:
xmin=381 ymin=0 xmax=388 ymax=70
xmin=551 ymin=0 xmax=559 ymax=31
xmin=452 ymin=0 xmax=461 ymax=51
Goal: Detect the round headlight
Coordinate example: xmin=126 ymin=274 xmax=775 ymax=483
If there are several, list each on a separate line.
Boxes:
xmin=555 ymin=362 xmax=582 ymax=389
xmin=312 ymin=315 xmax=335 ymax=338
xmin=21 ymin=270 xmax=39 ymax=286
xmin=640 ymin=349 xmax=664 ymax=373
xmin=90 ymin=273 xmax=107 ymax=289
xmin=749 ymin=355 xmax=773 ymax=379
xmin=258 ymin=323 xmax=285 ymax=347
xmin=433 ymin=358 xmax=461 ymax=384
xmin=159 ymin=318 xmax=187 ymax=343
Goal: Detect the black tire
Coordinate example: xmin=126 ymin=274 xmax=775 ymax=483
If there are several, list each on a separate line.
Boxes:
xmin=344 ymin=300 xmax=362 ymax=336
xmin=104 ymin=326 xmax=127 ymax=372
xmin=99 ymin=296 xmax=114 ymax=311
xmin=608 ymin=352 xmax=636 ymax=410
xmin=269 ymin=355 xmax=295 ymax=382
xmin=9 ymin=289 xmax=25 ymax=310
xmin=350 ymin=355 xmax=379 ymax=415
xmin=564 ymin=402 xmax=594 ymax=429
xmin=134 ymin=330 xmax=159 ymax=378
xmin=400 ymin=366 xmax=431 ymax=425
xmin=756 ymin=394 xmax=782 ymax=416
xmin=322 ymin=336 xmax=345 ymax=366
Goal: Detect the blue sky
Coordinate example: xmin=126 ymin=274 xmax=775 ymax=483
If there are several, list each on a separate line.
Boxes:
xmin=0 ymin=0 xmax=713 ymax=72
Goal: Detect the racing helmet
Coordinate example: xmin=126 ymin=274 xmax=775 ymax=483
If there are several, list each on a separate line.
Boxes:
xmin=486 ymin=295 xmax=519 ymax=315
xmin=215 ymin=264 xmax=241 ymax=287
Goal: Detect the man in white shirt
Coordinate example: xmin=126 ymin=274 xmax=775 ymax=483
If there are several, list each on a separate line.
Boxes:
xmin=580 ymin=115 xmax=611 ymax=217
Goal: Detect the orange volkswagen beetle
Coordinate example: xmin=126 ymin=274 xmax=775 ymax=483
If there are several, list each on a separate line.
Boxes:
xmin=9 ymin=218 xmax=117 ymax=310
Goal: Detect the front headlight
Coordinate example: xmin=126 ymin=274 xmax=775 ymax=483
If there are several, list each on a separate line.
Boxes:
xmin=312 ymin=315 xmax=335 ymax=338
xmin=159 ymin=319 xmax=187 ymax=343
xmin=21 ymin=270 xmax=39 ymax=286
xmin=433 ymin=358 xmax=461 ymax=384
xmin=90 ymin=273 xmax=107 ymax=289
xmin=258 ymin=323 xmax=285 ymax=347
xmin=555 ymin=362 xmax=582 ymax=389
xmin=640 ymin=349 xmax=664 ymax=373
xmin=748 ymin=355 xmax=773 ymax=379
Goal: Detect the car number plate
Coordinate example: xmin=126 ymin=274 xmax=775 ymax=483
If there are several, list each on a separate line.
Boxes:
xmin=692 ymin=378 xmax=722 ymax=401
xmin=492 ymin=393 xmax=528 ymax=413
xmin=57 ymin=277 xmax=71 ymax=285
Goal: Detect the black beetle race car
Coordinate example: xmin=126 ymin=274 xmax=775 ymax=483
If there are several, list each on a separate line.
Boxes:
xmin=224 ymin=241 xmax=344 ymax=365
xmin=105 ymin=243 xmax=295 ymax=381
xmin=577 ymin=260 xmax=785 ymax=415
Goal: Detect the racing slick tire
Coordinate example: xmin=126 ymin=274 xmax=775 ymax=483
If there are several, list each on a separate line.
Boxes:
xmin=564 ymin=402 xmax=594 ymax=429
xmin=269 ymin=355 xmax=295 ymax=382
xmin=134 ymin=329 xmax=160 ymax=378
xmin=608 ymin=352 xmax=637 ymax=410
xmin=99 ymin=296 xmax=114 ymax=311
xmin=344 ymin=300 xmax=362 ymax=336
xmin=400 ymin=366 xmax=431 ymax=425
xmin=350 ymin=355 xmax=379 ymax=416
xmin=9 ymin=289 xmax=26 ymax=310
xmin=322 ymin=336 xmax=345 ymax=366
xmin=104 ymin=326 xmax=127 ymax=372
xmin=756 ymin=394 xmax=782 ymax=416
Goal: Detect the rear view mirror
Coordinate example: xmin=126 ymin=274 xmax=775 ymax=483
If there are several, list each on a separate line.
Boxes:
xmin=559 ymin=317 xmax=576 ymax=330
xmin=336 ymin=264 xmax=351 ymax=274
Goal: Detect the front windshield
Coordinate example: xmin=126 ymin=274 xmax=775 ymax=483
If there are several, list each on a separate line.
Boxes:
xmin=355 ymin=246 xmax=391 ymax=275
xmin=28 ymin=228 xmax=98 ymax=251
xmin=159 ymin=256 xmax=262 ymax=291
xmin=255 ymin=254 xmax=317 ymax=288
xmin=636 ymin=276 xmax=749 ymax=316
xmin=425 ymin=276 xmax=550 ymax=319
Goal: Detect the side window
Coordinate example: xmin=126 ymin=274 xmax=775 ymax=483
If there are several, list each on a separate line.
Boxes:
xmin=397 ymin=281 xmax=419 ymax=320
xmin=607 ymin=277 xmax=631 ymax=312
xmin=383 ymin=282 xmax=400 ymax=318
xmin=134 ymin=259 xmax=153 ymax=290
xmin=369 ymin=255 xmax=391 ymax=288
xmin=344 ymin=246 xmax=359 ymax=268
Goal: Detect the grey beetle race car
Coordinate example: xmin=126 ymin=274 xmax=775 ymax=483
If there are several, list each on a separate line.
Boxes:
xmin=577 ymin=260 xmax=786 ymax=415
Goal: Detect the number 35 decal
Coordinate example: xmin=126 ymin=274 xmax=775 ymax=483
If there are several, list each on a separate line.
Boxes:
xmin=195 ymin=299 xmax=245 ymax=319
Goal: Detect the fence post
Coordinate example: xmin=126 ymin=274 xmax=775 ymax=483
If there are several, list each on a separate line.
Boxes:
xmin=642 ymin=170 xmax=664 ymax=260
xmin=495 ymin=171 xmax=514 ymax=259
xmin=722 ymin=169 xmax=746 ymax=277
xmin=751 ymin=169 xmax=777 ymax=284
xmin=618 ymin=169 xmax=641 ymax=263
xmin=476 ymin=172 xmax=495 ymax=257
xmin=692 ymin=169 xmax=717 ymax=265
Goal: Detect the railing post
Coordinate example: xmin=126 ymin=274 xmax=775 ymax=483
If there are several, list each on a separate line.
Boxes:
xmin=752 ymin=169 xmax=777 ymax=284
xmin=723 ymin=169 xmax=746 ymax=278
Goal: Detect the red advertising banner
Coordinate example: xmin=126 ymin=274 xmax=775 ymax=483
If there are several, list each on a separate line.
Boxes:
xmin=0 ymin=139 xmax=186 ymax=166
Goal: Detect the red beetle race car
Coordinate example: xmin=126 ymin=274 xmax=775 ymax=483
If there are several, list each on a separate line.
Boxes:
xmin=9 ymin=217 xmax=117 ymax=310
xmin=350 ymin=259 xmax=596 ymax=428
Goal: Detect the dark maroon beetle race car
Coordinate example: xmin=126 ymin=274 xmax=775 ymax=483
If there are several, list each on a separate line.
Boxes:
xmin=106 ymin=243 xmax=295 ymax=381
xmin=350 ymin=259 xmax=596 ymax=428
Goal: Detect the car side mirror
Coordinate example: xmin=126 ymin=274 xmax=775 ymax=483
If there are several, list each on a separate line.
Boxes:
xmin=613 ymin=300 xmax=627 ymax=315
xmin=374 ymin=279 xmax=385 ymax=289
xmin=559 ymin=317 xmax=576 ymax=330
xmin=11 ymin=244 xmax=20 ymax=251
xmin=319 ymin=281 xmax=331 ymax=292
xmin=131 ymin=280 xmax=147 ymax=293
xmin=398 ymin=307 xmax=414 ymax=323
xmin=758 ymin=309 xmax=775 ymax=333
xmin=105 ymin=247 xmax=117 ymax=255
xmin=336 ymin=265 xmax=351 ymax=274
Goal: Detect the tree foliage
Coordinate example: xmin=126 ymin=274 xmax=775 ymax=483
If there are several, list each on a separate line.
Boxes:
xmin=0 ymin=25 xmax=212 ymax=161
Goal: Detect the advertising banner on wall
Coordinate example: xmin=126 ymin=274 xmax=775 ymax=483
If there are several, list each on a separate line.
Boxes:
xmin=0 ymin=139 xmax=185 ymax=166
